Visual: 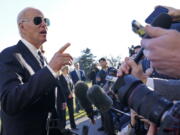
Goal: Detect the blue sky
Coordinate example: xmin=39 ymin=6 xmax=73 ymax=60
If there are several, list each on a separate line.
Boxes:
xmin=0 ymin=0 xmax=179 ymax=61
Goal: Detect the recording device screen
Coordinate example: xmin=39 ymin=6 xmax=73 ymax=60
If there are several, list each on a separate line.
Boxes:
xmin=145 ymin=6 xmax=168 ymax=24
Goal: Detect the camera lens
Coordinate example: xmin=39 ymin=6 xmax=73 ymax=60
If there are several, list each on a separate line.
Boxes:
xmin=114 ymin=75 xmax=173 ymax=125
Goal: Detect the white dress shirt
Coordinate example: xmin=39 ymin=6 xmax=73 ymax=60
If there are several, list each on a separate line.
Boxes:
xmin=75 ymin=69 xmax=81 ymax=80
xmin=21 ymin=38 xmax=58 ymax=78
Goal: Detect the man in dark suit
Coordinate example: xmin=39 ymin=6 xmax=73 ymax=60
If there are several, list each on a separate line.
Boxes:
xmin=88 ymin=63 xmax=99 ymax=85
xmin=70 ymin=62 xmax=86 ymax=113
xmin=70 ymin=62 xmax=86 ymax=84
xmin=0 ymin=7 xmax=72 ymax=135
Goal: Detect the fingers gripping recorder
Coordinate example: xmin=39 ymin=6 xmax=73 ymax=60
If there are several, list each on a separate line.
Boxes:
xmin=131 ymin=13 xmax=172 ymax=64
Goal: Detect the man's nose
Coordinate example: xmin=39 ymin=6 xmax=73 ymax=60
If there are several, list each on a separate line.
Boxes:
xmin=40 ymin=20 xmax=48 ymax=29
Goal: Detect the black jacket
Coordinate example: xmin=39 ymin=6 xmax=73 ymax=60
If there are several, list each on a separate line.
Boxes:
xmin=0 ymin=40 xmax=64 ymax=135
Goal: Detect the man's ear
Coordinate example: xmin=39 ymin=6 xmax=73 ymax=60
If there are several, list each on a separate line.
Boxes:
xmin=19 ymin=23 xmax=24 ymax=30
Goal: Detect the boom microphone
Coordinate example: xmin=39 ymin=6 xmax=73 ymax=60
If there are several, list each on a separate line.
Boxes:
xmin=87 ymin=85 xmax=113 ymax=112
xmin=74 ymin=81 xmax=95 ymax=122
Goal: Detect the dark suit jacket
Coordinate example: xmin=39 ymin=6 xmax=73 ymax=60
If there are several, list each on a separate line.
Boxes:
xmin=70 ymin=70 xmax=86 ymax=84
xmin=96 ymin=67 xmax=113 ymax=87
xmin=58 ymin=75 xmax=73 ymax=98
xmin=0 ymin=40 xmax=63 ymax=135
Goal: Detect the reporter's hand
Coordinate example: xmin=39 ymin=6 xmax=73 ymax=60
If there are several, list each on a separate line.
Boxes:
xmin=141 ymin=26 xmax=180 ymax=78
xmin=156 ymin=5 xmax=180 ymax=21
xmin=130 ymin=109 xmax=138 ymax=126
xmin=49 ymin=43 xmax=73 ymax=72
xmin=117 ymin=57 xmax=147 ymax=83
xmin=125 ymin=57 xmax=148 ymax=82
xmin=68 ymin=94 xmax=73 ymax=99
xmin=147 ymin=123 xmax=157 ymax=135
xmin=117 ymin=57 xmax=130 ymax=77
xmin=62 ymin=102 xmax=67 ymax=110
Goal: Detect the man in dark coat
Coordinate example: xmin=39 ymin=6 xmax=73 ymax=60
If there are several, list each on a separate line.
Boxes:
xmin=0 ymin=7 xmax=72 ymax=135
xmin=70 ymin=62 xmax=86 ymax=113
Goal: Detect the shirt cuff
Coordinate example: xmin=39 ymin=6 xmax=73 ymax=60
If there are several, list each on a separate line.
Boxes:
xmin=146 ymin=77 xmax=154 ymax=90
xmin=46 ymin=65 xmax=59 ymax=78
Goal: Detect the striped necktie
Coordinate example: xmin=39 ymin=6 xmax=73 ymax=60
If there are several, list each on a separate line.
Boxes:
xmin=38 ymin=51 xmax=45 ymax=67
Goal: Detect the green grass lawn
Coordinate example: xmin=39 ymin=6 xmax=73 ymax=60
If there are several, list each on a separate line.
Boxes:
xmin=66 ymin=109 xmax=86 ymax=120
xmin=66 ymin=81 xmax=92 ymax=120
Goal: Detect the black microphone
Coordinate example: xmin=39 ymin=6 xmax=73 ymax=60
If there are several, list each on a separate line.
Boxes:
xmin=87 ymin=85 xmax=130 ymax=116
xmin=74 ymin=81 xmax=95 ymax=122
xmin=87 ymin=85 xmax=113 ymax=112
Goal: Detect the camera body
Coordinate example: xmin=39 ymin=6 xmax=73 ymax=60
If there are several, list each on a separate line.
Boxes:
xmin=112 ymin=75 xmax=180 ymax=134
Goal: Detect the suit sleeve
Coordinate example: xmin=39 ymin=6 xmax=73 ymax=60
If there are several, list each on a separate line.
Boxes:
xmin=0 ymin=51 xmax=57 ymax=115
xmin=58 ymin=76 xmax=70 ymax=97
xmin=70 ymin=72 xmax=75 ymax=84
xmin=57 ymin=84 xmax=66 ymax=103
xmin=153 ymin=78 xmax=180 ymax=101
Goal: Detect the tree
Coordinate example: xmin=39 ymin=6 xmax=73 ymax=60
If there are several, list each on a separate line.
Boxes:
xmin=78 ymin=48 xmax=96 ymax=76
xmin=106 ymin=55 xmax=121 ymax=68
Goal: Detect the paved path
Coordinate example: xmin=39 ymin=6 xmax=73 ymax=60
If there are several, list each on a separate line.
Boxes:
xmin=67 ymin=116 xmax=107 ymax=135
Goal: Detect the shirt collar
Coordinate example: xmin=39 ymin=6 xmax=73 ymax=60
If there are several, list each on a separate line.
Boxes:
xmin=75 ymin=69 xmax=80 ymax=72
xmin=21 ymin=38 xmax=40 ymax=58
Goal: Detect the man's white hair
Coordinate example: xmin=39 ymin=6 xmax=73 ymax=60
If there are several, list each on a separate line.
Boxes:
xmin=16 ymin=7 xmax=38 ymax=36
xmin=17 ymin=7 xmax=32 ymax=25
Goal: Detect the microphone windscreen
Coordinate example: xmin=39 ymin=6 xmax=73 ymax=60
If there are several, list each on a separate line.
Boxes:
xmin=74 ymin=81 xmax=93 ymax=113
xmin=87 ymin=85 xmax=113 ymax=112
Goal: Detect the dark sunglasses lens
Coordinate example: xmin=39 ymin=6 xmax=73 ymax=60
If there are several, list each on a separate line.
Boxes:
xmin=33 ymin=17 xmax=42 ymax=25
xmin=44 ymin=18 xmax=50 ymax=26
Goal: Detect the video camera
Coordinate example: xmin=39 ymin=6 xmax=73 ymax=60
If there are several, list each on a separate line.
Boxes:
xmin=104 ymin=67 xmax=118 ymax=95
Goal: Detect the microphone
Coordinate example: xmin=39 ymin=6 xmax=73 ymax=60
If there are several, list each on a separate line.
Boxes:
xmin=87 ymin=85 xmax=113 ymax=112
xmin=87 ymin=85 xmax=130 ymax=116
xmin=74 ymin=81 xmax=95 ymax=123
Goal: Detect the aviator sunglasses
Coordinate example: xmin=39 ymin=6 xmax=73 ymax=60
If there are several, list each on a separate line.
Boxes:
xmin=21 ymin=16 xmax=50 ymax=26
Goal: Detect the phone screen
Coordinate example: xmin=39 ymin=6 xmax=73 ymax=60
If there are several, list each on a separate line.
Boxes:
xmin=145 ymin=6 xmax=169 ymax=24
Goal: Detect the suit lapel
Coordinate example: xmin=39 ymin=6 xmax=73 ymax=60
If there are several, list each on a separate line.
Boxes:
xmin=17 ymin=40 xmax=42 ymax=73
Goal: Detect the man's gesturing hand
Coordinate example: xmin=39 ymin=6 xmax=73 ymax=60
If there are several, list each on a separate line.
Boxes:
xmin=49 ymin=43 xmax=73 ymax=72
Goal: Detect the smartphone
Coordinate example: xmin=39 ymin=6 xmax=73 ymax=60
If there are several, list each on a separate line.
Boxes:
xmin=145 ymin=6 xmax=169 ymax=24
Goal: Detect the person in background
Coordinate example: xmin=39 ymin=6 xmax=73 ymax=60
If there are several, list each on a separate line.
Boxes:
xmin=96 ymin=58 xmax=110 ymax=87
xmin=88 ymin=63 xmax=99 ymax=85
xmin=128 ymin=45 xmax=141 ymax=58
xmin=96 ymin=57 xmax=116 ymax=135
xmin=70 ymin=62 xmax=86 ymax=113
xmin=58 ymin=65 xmax=78 ymax=130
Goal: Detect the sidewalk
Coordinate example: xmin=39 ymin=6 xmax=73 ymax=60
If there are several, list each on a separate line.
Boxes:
xmin=66 ymin=116 xmax=107 ymax=135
